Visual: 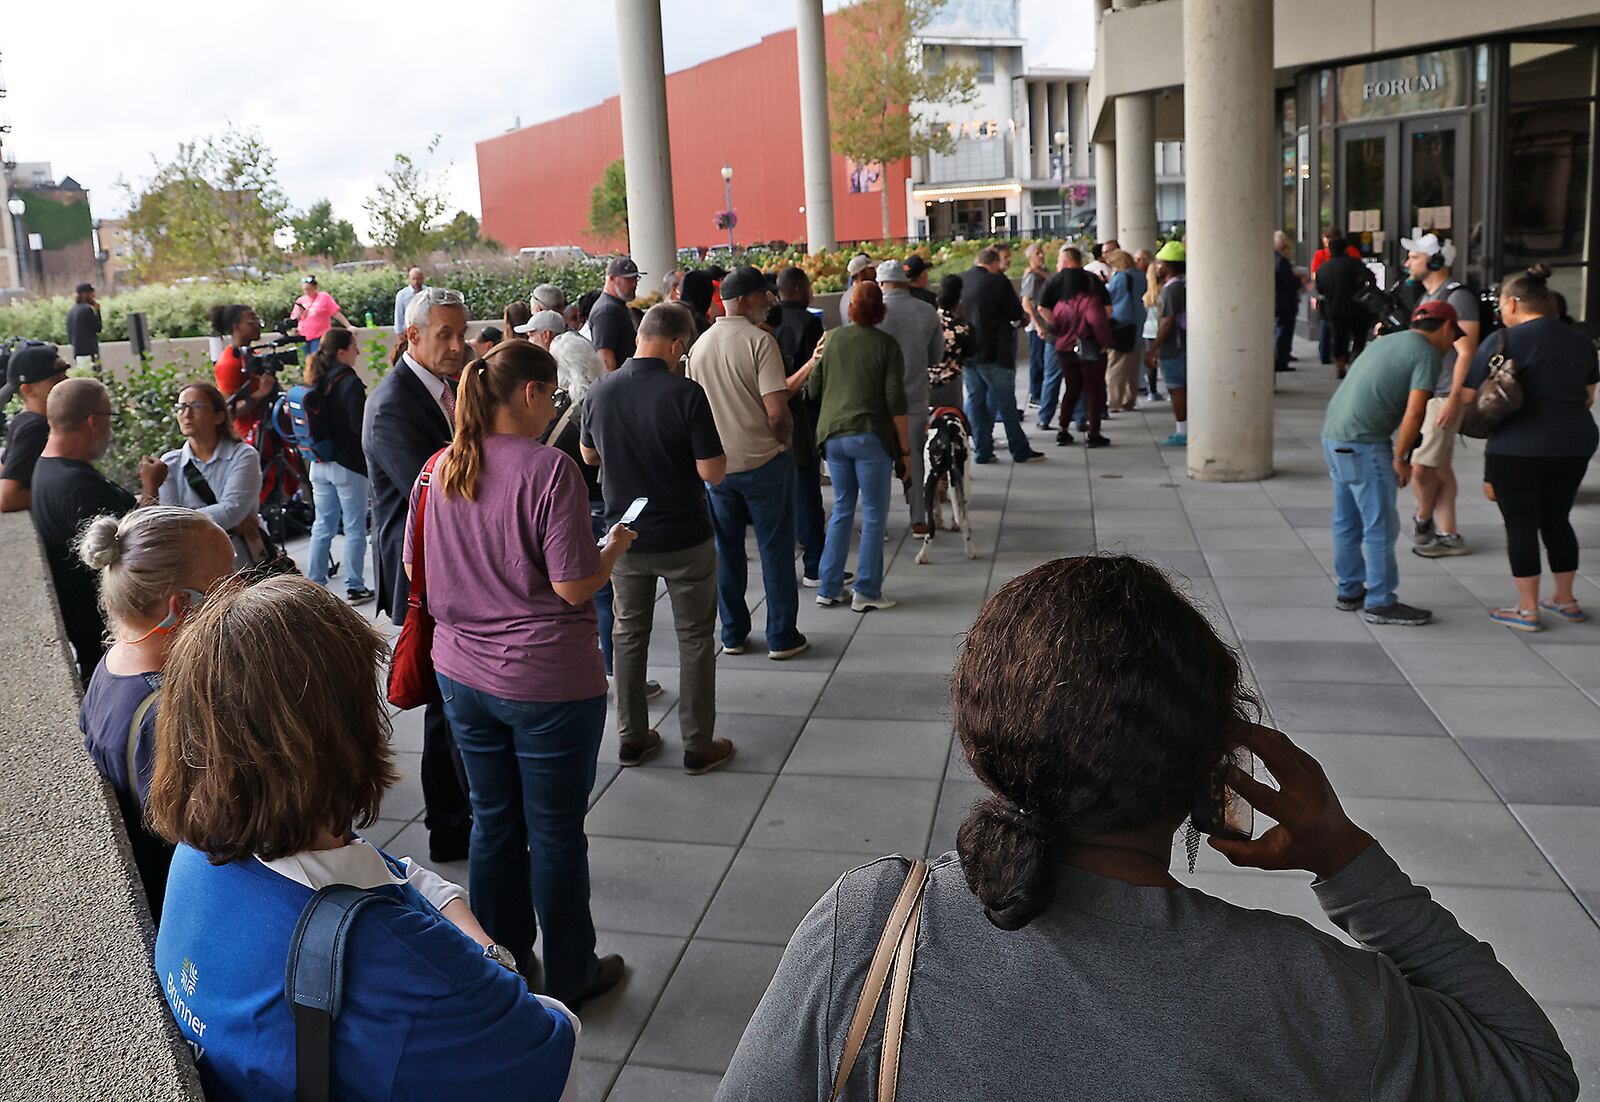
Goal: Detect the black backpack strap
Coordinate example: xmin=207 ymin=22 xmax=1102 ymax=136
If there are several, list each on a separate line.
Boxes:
xmin=182 ymin=459 xmax=219 ymax=507
xmin=285 ymin=885 xmax=394 ymax=1102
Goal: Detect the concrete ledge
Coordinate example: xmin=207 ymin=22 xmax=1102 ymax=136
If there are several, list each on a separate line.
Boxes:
xmin=0 ymin=513 xmax=201 ymax=1100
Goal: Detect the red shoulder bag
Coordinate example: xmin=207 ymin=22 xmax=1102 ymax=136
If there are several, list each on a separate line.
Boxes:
xmin=387 ymin=448 xmax=448 ymax=709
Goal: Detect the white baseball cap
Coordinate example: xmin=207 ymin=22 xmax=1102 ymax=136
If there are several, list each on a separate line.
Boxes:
xmin=1399 ymin=231 xmax=1456 ymax=267
xmin=513 ymin=310 xmax=567 ymax=335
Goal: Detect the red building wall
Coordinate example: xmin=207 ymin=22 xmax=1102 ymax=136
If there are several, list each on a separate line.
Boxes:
xmin=476 ymin=16 xmax=908 ymax=254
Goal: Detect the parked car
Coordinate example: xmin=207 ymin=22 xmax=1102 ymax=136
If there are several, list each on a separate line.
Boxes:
xmin=517 ymin=246 xmax=591 ymax=266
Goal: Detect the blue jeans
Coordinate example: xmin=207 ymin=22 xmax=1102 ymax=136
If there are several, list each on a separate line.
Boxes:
xmin=1027 ymin=331 xmax=1046 ymax=404
xmin=1038 ymin=343 xmax=1063 ymax=427
xmin=1323 ymin=439 xmax=1400 ymax=609
xmin=303 ymin=337 xmax=321 ymax=357
xmin=438 ymin=676 xmax=605 ymax=1005
xmin=308 ymin=460 xmax=368 ymax=590
xmin=964 ymin=363 xmax=1033 ymax=462
xmin=706 ymin=451 xmax=803 ymax=651
xmin=588 ymin=506 xmax=615 ymax=674
xmin=820 ymin=433 xmax=892 ymax=600
xmin=795 ymin=457 xmax=826 ymax=579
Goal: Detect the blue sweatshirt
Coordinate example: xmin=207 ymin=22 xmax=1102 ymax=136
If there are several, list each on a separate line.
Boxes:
xmin=155 ymin=843 xmax=576 ymax=1101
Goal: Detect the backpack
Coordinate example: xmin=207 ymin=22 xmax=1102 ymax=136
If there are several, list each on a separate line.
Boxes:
xmin=276 ymin=366 xmax=355 ymax=465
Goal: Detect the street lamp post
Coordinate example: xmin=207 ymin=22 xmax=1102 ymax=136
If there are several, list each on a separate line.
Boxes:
xmin=721 ymin=163 xmax=735 ymax=251
xmin=7 ymin=197 xmax=27 ymax=292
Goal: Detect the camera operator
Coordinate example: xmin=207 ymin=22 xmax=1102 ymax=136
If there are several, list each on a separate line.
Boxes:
xmin=1313 ymin=238 xmax=1376 ymax=380
xmin=211 ymin=304 xmax=275 ymax=441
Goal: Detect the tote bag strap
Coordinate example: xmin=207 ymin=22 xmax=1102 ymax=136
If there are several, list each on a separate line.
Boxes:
xmin=124 ymin=689 xmax=161 ymax=810
xmin=408 ymin=448 xmax=448 ymax=605
xmin=827 ymin=858 xmax=929 ymax=1102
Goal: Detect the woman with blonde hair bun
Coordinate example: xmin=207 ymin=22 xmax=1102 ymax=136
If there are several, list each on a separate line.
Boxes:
xmin=74 ymin=505 xmax=235 ymax=920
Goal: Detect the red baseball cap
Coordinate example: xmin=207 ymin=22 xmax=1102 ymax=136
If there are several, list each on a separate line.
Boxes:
xmin=1410 ymin=299 xmax=1463 ymax=338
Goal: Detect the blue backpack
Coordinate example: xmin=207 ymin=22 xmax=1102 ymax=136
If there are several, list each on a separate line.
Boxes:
xmin=275 ymin=367 xmax=354 ymax=465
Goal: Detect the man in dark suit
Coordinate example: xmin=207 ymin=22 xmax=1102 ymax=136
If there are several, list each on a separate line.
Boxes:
xmin=363 ymin=286 xmax=473 ymax=861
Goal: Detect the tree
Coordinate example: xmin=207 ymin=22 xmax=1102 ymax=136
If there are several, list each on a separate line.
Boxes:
xmin=290 ymin=199 xmax=364 ymax=262
xmin=437 ymin=210 xmax=503 ymax=256
xmin=587 ymin=158 xmax=629 ymax=249
xmin=364 ymin=138 xmax=451 ymax=263
xmin=119 ymin=125 xmax=289 ymax=281
xmin=828 ymin=0 xmax=978 ymax=238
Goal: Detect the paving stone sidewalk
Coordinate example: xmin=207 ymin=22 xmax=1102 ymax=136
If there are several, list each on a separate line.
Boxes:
xmin=309 ymin=336 xmax=1600 ymax=1098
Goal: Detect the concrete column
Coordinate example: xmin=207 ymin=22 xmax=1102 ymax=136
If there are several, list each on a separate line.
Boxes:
xmin=1184 ymin=0 xmax=1275 ymax=482
xmin=615 ymin=0 xmax=678 ymax=282
xmin=1094 ymin=141 xmax=1117 ymax=243
xmin=795 ymin=0 xmax=836 ymax=253
xmin=1114 ymin=93 xmax=1157 ymax=253
xmin=1030 ymin=81 xmax=1050 ymax=180
xmin=1068 ymin=83 xmax=1089 ymax=178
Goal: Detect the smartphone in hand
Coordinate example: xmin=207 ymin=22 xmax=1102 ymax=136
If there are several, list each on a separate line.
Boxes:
xmin=1192 ymin=747 xmax=1256 ymax=842
xmin=598 ymin=497 xmax=648 ymax=546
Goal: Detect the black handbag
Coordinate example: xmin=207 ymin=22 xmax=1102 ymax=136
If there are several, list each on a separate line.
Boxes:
xmin=1111 ymin=321 xmax=1137 ymax=354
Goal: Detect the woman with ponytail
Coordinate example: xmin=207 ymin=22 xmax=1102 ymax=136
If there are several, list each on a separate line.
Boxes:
xmin=302 ymin=328 xmax=374 ymax=602
xmin=403 ymin=340 xmax=635 ymax=1009
xmin=723 ymin=554 xmax=1576 ymax=1101
xmin=74 ymin=507 xmax=236 ymax=920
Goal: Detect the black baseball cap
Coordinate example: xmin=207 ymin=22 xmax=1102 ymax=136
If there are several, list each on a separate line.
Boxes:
xmin=903 ymin=256 xmax=932 ymax=280
xmin=607 ymin=256 xmax=643 ymax=278
xmin=302 ymin=274 xmax=318 ymax=283
xmin=718 ymin=265 xmax=769 ymax=300
xmin=7 ymin=344 xmax=68 ymax=386
xmin=75 ymin=282 xmax=95 ymax=294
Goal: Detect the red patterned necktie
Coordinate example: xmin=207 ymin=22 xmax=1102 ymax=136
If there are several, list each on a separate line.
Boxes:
xmin=440 ymin=383 xmax=456 ymax=434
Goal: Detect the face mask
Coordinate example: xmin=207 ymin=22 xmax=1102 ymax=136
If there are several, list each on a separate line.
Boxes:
xmin=124 ymin=587 xmax=206 ymax=644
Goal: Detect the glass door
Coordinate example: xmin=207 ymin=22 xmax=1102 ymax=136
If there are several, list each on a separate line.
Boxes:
xmin=1339 ymin=124 xmax=1400 ymax=287
xmin=1400 ymin=115 xmax=1471 ymax=271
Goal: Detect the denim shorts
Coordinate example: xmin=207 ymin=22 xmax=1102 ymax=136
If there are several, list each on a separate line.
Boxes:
xmin=1158 ymin=354 xmax=1187 ymax=389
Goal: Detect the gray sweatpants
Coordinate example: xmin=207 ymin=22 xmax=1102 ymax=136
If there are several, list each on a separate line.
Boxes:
xmin=610 ymin=537 xmax=717 ymax=754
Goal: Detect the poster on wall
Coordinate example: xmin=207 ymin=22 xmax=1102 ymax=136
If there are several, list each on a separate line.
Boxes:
xmin=846 ymin=158 xmax=884 ymax=194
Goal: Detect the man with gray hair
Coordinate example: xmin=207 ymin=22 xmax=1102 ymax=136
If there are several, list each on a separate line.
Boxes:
xmin=516 ymin=309 xmax=604 ymax=402
xmin=364 ymin=286 xmax=474 ymax=861
xmin=583 ymin=303 xmax=734 ymax=774
xmin=877 ymin=259 xmax=944 ymax=532
xmin=393 ymin=266 xmax=426 ymax=336
xmin=31 ymin=377 xmax=166 ymax=684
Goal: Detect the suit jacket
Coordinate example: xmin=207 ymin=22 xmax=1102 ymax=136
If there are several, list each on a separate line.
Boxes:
xmin=363 ymin=358 xmax=452 ymax=624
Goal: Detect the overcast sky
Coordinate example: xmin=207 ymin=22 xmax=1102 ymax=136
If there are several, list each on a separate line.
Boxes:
xmin=1 ymin=0 xmax=1092 ymax=237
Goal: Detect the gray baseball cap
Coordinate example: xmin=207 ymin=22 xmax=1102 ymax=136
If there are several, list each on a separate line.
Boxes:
xmin=513 ymin=310 xmax=568 ymax=335
xmin=531 ymin=283 xmax=567 ymax=311
xmin=875 ymin=260 xmax=907 ymax=284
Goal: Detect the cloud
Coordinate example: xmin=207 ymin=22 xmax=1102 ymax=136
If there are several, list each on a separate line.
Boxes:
xmin=2 ymin=0 xmax=1088 ymax=238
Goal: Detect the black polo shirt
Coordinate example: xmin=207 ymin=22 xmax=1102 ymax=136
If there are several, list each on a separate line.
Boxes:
xmin=581 ymin=356 xmax=724 ymax=554
xmin=30 ymin=456 xmax=136 ymax=680
xmin=587 ymin=292 xmax=637 ymax=366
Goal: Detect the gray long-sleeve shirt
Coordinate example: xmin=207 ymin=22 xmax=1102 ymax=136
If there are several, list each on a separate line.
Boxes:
xmin=878 ymin=289 xmax=943 ymax=414
xmin=719 ymin=844 xmax=1576 ymax=1102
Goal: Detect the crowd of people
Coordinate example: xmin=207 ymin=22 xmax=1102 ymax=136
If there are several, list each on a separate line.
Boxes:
xmin=0 ymin=237 xmax=1590 ymax=1100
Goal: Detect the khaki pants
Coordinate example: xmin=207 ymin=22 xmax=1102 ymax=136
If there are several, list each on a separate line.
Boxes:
xmin=610 ymin=537 xmax=718 ymax=753
xmin=1106 ymin=347 xmax=1142 ymax=410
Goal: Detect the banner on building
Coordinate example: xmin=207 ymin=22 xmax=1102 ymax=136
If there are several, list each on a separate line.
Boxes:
xmin=846 ymin=158 xmax=884 ymax=194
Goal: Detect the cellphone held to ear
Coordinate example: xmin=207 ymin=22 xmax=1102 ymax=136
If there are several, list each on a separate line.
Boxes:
xmin=1192 ymin=747 xmax=1256 ymax=842
xmin=599 ymin=497 xmax=649 ymax=546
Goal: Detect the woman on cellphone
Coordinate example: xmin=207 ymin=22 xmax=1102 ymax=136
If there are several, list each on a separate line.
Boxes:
xmin=722 ymin=555 xmax=1576 ymax=1101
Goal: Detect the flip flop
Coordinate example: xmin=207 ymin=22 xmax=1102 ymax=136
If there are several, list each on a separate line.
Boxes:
xmin=1489 ymin=607 xmax=1543 ymax=632
xmin=1539 ymin=599 xmax=1588 ymax=624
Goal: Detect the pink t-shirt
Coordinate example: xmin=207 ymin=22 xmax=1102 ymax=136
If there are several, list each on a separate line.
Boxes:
xmin=293 ymin=291 xmax=340 ymax=341
xmin=404 ymin=435 xmax=606 ymax=703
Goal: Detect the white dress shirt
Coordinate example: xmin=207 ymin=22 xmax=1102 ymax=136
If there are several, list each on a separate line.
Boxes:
xmin=403 ymin=350 xmax=452 ymax=428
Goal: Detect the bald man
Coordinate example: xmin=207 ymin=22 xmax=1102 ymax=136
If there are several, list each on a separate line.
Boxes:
xmin=393 ymin=267 xmax=426 ymax=336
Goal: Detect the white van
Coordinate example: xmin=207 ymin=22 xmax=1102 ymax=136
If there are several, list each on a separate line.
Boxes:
xmin=518 ymin=246 xmax=591 ymax=266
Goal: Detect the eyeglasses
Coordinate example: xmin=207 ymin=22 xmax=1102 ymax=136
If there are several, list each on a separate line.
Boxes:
xmin=89 ymin=408 xmax=114 ymax=420
xmin=534 ymin=381 xmax=569 ymax=404
xmin=173 ymin=402 xmax=215 ymax=415
xmin=418 ymin=288 xmax=466 ymax=306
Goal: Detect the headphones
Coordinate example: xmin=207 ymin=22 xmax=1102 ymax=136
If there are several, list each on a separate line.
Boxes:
xmin=1426 ymin=250 xmax=1446 ymax=272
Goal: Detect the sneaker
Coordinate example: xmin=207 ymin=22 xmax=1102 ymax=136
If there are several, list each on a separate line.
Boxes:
xmin=1489 ymin=606 xmax=1543 ymax=632
xmin=1016 ymin=450 xmax=1048 ymax=463
xmin=644 ymin=679 xmax=664 ymax=701
xmin=1336 ymin=591 xmax=1366 ymax=613
xmin=428 ymin=828 xmax=471 ymax=865
xmin=911 ymin=522 xmax=931 ymax=536
xmin=1055 ymin=430 xmax=1075 ymax=447
xmin=974 ymin=455 xmax=997 ymax=465
xmin=1159 ymin=433 xmax=1188 ymax=448
xmin=852 ymin=591 xmax=899 ymax=613
xmin=346 ymin=587 xmax=375 ymax=605
xmin=1085 ymin=434 xmax=1111 ymax=449
xmin=1412 ymin=533 xmax=1469 ymax=558
xmin=1539 ymin=599 xmax=1588 ymax=624
xmin=816 ymin=593 xmax=844 ymax=607
xmin=721 ymin=640 xmax=748 ymax=655
xmin=1362 ymin=602 xmax=1432 ymax=626
xmin=769 ymin=638 xmax=810 ymax=661
xmin=568 ymin=954 xmax=626 ymax=1012
xmin=684 ymin=738 xmax=737 ymax=775
xmin=1410 ymin=515 xmax=1437 ymax=546
xmin=1027 ymin=398 xmax=1040 ymax=408
xmin=802 ymin=572 xmax=852 ymax=588
xmin=619 ymin=729 xmax=663 ymax=767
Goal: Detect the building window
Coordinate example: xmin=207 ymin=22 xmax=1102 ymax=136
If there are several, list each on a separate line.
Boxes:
xmin=975 ymin=47 xmax=994 ymax=85
xmin=1502 ymin=102 xmax=1592 ymax=267
xmin=924 ymin=45 xmax=945 ymax=75
xmin=1509 ymin=42 xmax=1596 ymax=104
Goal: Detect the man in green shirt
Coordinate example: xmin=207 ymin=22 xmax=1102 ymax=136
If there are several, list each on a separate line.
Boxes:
xmin=1321 ymin=301 xmax=1462 ymax=626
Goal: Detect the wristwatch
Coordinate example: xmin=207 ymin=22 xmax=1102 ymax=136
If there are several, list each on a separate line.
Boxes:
xmin=483 ymin=943 xmax=517 ymax=972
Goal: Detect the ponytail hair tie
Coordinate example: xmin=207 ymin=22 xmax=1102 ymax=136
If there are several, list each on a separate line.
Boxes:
xmin=994 ymin=800 xmax=1056 ymax=841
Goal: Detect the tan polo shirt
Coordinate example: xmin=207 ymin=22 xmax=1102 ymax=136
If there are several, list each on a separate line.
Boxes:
xmin=686 ymin=314 xmax=789 ymax=474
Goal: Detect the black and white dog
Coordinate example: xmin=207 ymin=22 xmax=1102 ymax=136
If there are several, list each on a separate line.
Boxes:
xmin=916 ymin=406 xmax=977 ymax=564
